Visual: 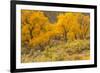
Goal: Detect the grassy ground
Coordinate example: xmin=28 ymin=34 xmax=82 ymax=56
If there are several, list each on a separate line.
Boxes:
xmin=21 ymin=39 xmax=90 ymax=63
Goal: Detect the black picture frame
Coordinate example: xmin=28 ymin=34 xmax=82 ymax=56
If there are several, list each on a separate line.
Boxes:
xmin=10 ymin=0 xmax=97 ymax=73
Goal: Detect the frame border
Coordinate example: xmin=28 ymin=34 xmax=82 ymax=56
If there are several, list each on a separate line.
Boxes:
xmin=10 ymin=1 xmax=97 ymax=72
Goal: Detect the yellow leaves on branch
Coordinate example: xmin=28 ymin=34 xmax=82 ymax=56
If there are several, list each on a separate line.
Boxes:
xmin=21 ymin=10 xmax=90 ymax=50
xmin=28 ymin=11 xmax=49 ymax=25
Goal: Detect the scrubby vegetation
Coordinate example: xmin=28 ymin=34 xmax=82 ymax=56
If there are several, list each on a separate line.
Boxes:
xmin=21 ymin=10 xmax=90 ymax=63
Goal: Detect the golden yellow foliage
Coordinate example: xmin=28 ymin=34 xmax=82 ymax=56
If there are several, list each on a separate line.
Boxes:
xmin=21 ymin=10 xmax=90 ymax=63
